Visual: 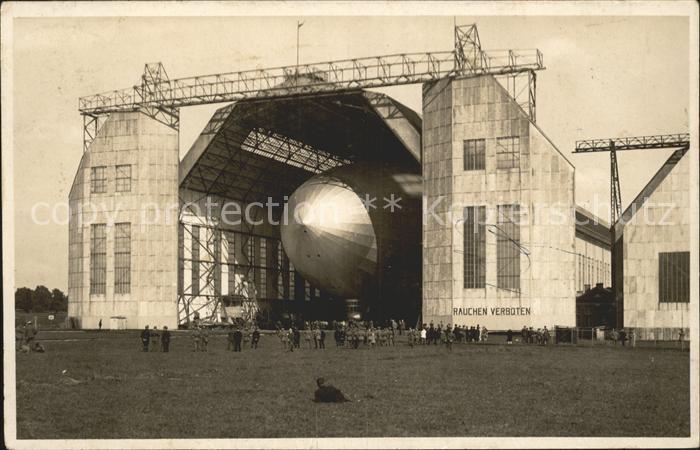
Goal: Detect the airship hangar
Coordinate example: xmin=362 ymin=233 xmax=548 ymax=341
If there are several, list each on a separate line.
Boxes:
xmin=68 ymin=24 xmax=690 ymax=338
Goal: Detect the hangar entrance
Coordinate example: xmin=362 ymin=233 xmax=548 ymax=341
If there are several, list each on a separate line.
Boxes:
xmin=177 ymin=90 xmax=422 ymax=328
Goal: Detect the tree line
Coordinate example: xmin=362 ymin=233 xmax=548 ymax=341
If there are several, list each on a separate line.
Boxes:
xmin=15 ymin=286 xmax=68 ymax=313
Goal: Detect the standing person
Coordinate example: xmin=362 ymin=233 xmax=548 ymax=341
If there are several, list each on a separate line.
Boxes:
xmin=161 ymin=326 xmax=171 ymax=352
xmin=445 ymin=325 xmax=453 ymax=351
xmin=140 ymin=325 xmax=151 ymax=352
xmin=293 ymin=327 xmax=301 ymax=349
xmin=319 ymin=328 xmax=326 ymax=349
xmin=314 ymin=327 xmax=321 ymax=349
xmin=151 ymin=326 xmax=161 ymax=352
xmin=280 ymin=328 xmax=289 ymax=350
xmin=420 ymin=326 xmax=427 ymax=345
xmin=305 ymin=326 xmax=313 ymax=349
xmin=24 ymin=321 xmax=38 ymax=348
xmin=521 ymin=325 xmax=528 ymax=344
xmin=434 ymin=324 xmax=441 ymax=346
xmin=476 ymin=325 xmax=481 ymax=343
xmin=481 ymin=326 xmax=489 ymax=343
xmin=369 ymin=328 xmax=376 ymax=348
xmin=629 ymin=328 xmax=636 ymax=348
xmin=192 ymin=327 xmax=201 ymax=352
xmin=353 ymin=326 xmax=361 ymax=349
xmin=334 ymin=327 xmax=341 ymax=347
xmin=618 ymin=328 xmax=627 ymax=347
xmin=251 ymin=327 xmax=260 ymax=349
xmin=15 ymin=322 xmax=24 ymax=351
xmin=288 ymin=328 xmax=295 ymax=352
xmin=506 ymin=329 xmax=513 ymax=344
xmin=233 ymin=327 xmax=243 ymax=352
xmin=228 ymin=328 xmax=236 ymax=351
xmin=98 ymin=319 xmax=102 ymax=331
xmin=200 ymin=327 xmax=209 ymax=351
xmin=542 ymin=326 xmax=549 ymax=345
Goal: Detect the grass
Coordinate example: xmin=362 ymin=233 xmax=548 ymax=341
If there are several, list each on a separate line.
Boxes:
xmin=15 ymin=331 xmax=690 ymax=439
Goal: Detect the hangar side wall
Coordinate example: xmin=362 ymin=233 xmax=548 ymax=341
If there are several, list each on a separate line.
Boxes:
xmin=422 ymin=75 xmax=576 ymax=330
xmin=619 ymin=153 xmax=690 ymax=337
xmin=421 ymin=79 xmax=453 ymax=326
xmin=68 ymin=112 xmax=179 ymax=329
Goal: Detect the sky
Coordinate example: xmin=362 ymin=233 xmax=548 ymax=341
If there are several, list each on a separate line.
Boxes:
xmin=10 ymin=14 xmax=690 ymax=292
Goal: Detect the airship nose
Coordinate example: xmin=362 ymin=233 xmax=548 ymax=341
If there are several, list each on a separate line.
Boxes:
xmin=280 ymin=175 xmax=378 ymax=298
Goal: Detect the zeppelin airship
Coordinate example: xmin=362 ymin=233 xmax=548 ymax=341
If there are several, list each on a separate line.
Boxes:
xmin=280 ymin=161 xmax=422 ymax=322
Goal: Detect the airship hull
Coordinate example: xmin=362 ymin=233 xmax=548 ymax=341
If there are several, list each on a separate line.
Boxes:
xmin=280 ymin=161 xmax=421 ymax=322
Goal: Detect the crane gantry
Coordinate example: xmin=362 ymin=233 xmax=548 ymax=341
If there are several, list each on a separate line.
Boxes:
xmin=79 ymin=23 xmax=545 ymax=151
xmin=574 ymin=133 xmax=691 ymax=224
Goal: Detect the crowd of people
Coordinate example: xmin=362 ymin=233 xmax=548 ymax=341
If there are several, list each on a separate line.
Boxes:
xmin=518 ymin=325 xmax=551 ymax=345
xmin=139 ymin=325 xmax=172 ymax=352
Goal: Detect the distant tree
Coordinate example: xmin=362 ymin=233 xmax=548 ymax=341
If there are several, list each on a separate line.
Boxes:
xmin=15 ymin=287 xmax=33 ymax=312
xmin=51 ymin=288 xmax=68 ymax=312
xmin=32 ymin=285 xmax=53 ymax=312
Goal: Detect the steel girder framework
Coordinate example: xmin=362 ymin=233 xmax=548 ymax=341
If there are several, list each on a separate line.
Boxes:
xmin=176 ymin=105 xmax=344 ymax=326
xmin=574 ymin=133 xmax=690 ymax=224
xmin=78 ymin=24 xmax=544 ymax=149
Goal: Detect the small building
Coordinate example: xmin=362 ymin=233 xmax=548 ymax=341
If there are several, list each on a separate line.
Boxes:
xmin=576 ymin=283 xmax=615 ymax=328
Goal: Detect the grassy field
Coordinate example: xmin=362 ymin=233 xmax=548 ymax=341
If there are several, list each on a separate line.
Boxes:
xmin=15 ymin=331 xmax=689 ymax=439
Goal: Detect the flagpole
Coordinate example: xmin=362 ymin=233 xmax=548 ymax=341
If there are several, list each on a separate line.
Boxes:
xmin=296 ymin=21 xmax=300 ymax=73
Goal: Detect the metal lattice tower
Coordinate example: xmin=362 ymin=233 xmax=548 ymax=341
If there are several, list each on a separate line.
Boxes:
xmin=574 ymin=133 xmax=690 ymax=224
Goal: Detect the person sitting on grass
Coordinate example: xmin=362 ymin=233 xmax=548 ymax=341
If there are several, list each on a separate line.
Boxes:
xmin=313 ymin=378 xmax=351 ymax=403
xmin=33 ymin=342 xmax=46 ymax=353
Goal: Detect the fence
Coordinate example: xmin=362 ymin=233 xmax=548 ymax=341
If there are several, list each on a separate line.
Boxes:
xmin=548 ymin=326 xmax=691 ymax=350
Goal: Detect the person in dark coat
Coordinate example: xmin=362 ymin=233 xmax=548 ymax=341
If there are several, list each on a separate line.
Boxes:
xmin=251 ymin=328 xmax=260 ymax=349
xmin=506 ymin=329 xmax=513 ymax=344
xmin=293 ymin=327 xmax=301 ymax=349
xmin=319 ymin=329 xmax=326 ymax=349
xmin=233 ymin=328 xmax=243 ymax=352
xmin=140 ymin=326 xmax=150 ymax=352
xmin=618 ymin=328 xmax=627 ymax=346
xmin=313 ymin=378 xmax=351 ymax=403
xmin=161 ymin=326 xmax=171 ymax=352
